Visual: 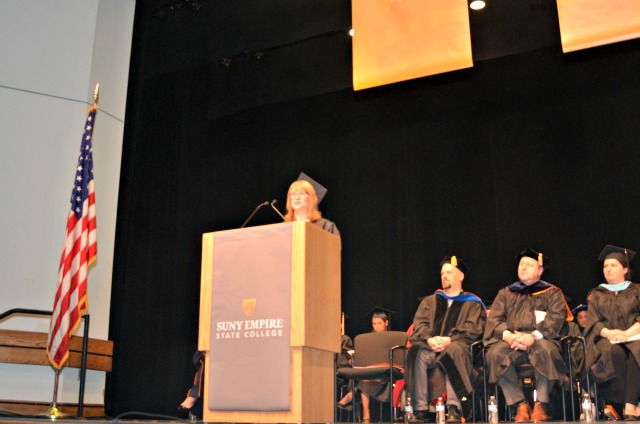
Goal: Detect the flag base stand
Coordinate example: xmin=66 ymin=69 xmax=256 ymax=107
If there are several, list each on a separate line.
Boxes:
xmin=39 ymin=369 xmax=70 ymax=420
xmin=38 ymin=403 xmax=70 ymax=420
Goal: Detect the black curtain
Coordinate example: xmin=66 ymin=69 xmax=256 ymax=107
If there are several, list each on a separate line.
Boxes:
xmin=106 ymin=0 xmax=640 ymax=416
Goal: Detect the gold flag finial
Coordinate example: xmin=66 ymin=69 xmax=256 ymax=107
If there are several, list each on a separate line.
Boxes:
xmin=538 ymin=252 xmax=543 ymax=266
xmin=451 ymin=256 xmax=458 ymax=267
xmin=93 ymin=83 xmax=100 ymax=105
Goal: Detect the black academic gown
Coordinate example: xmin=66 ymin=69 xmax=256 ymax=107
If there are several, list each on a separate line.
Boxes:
xmin=566 ymin=321 xmax=586 ymax=381
xmin=311 ymin=217 xmax=340 ymax=237
xmin=483 ymin=282 xmax=568 ymax=384
xmin=407 ymin=292 xmax=486 ymax=400
xmin=584 ymin=283 xmax=640 ymax=384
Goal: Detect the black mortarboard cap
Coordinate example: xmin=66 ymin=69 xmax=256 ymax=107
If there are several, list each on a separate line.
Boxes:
xmin=516 ymin=248 xmax=549 ymax=268
xmin=297 ymin=172 xmax=327 ymax=204
xmin=597 ymin=244 xmax=636 ymax=263
xmin=439 ymin=255 xmax=470 ymax=275
xmin=570 ymin=304 xmax=587 ymax=316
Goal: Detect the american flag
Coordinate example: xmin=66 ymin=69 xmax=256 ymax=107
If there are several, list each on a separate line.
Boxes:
xmin=47 ymin=104 xmax=98 ymax=369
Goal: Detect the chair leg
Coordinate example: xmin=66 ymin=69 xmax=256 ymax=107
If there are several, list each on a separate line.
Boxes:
xmin=352 ymin=385 xmax=358 ymax=423
xmin=565 ymin=339 xmax=576 ymax=421
xmin=560 ymin=381 xmax=567 ymax=421
xmin=482 ymin=350 xmax=488 ymax=422
xmin=592 ymin=379 xmax=600 ymax=421
xmin=471 ymin=389 xmax=476 ymax=422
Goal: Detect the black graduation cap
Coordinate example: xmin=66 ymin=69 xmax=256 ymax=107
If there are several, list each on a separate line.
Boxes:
xmin=516 ymin=248 xmax=549 ymax=268
xmin=367 ymin=306 xmax=395 ymax=328
xmin=597 ymin=244 xmax=636 ymax=264
xmin=570 ymin=304 xmax=587 ymax=316
xmin=440 ymin=255 xmax=470 ymax=275
xmin=297 ymin=172 xmax=328 ymax=204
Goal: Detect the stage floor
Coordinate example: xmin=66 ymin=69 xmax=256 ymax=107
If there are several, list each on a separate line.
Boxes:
xmin=2 ymin=419 xmax=640 ymax=424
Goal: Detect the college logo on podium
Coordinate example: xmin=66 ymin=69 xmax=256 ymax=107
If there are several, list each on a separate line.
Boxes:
xmin=243 ymin=298 xmax=257 ymax=317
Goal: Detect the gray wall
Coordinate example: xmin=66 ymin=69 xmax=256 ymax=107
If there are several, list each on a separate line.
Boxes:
xmin=0 ymin=0 xmax=134 ymax=404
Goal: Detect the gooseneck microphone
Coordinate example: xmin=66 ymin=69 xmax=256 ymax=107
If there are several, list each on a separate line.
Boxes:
xmin=240 ymin=201 xmax=270 ymax=228
xmin=270 ymin=199 xmax=285 ymax=221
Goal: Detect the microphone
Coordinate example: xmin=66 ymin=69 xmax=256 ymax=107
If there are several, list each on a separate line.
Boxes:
xmin=270 ymin=199 xmax=285 ymax=221
xmin=240 ymin=200 xmax=269 ymax=228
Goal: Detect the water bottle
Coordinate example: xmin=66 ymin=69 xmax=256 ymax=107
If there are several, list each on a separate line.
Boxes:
xmin=436 ymin=396 xmax=446 ymax=424
xmin=581 ymin=393 xmax=593 ymax=422
xmin=488 ymin=395 xmax=498 ymax=424
xmin=404 ymin=394 xmax=413 ymax=424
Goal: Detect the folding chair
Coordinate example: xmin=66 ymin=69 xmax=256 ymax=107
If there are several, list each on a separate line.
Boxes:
xmin=337 ymin=331 xmax=407 ymax=422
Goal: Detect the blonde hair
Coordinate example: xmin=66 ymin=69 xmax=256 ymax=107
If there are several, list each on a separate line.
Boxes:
xmin=284 ymin=180 xmax=322 ymax=222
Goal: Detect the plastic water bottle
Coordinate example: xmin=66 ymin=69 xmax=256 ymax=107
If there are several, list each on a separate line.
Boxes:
xmin=436 ymin=396 xmax=446 ymax=424
xmin=404 ymin=394 xmax=413 ymax=423
xmin=581 ymin=393 xmax=593 ymax=422
xmin=488 ymin=395 xmax=498 ymax=424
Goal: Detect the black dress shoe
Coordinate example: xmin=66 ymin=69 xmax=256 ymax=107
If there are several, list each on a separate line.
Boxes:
xmin=410 ymin=410 xmax=434 ymax=423
xmin=446 ymin=406 xmax=463 ymax=423
xmin=623 ymin=414 xmax=640 ymax=421
xmin=177 ymin=405 xmax=191 ymax=418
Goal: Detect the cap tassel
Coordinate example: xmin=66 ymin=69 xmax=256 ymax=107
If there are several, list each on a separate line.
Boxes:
xmin=538 ymin=253 xmax=543 ymax=266
xmin=451 ymin=256 xmax=458 ymax=267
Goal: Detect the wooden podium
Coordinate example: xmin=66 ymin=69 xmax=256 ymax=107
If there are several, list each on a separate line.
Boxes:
xmin=198 ymin=221 xmax=341 ymax=423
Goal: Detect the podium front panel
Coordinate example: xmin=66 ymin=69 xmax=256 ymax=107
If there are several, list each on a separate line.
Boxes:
xmin=199 ymin=221 xmax=341 ymax=422
xmin=208 ymin=224 xmax=292 ymax=411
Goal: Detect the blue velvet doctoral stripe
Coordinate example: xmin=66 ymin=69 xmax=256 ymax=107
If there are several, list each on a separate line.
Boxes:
xmin=435 ymin=290 xmax=486 ymax=310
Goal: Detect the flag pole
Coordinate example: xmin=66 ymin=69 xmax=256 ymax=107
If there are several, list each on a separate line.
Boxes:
xmin=93 ymin=83 xmax=100 ymax=105
xmin=38 ymin=368 xmax=70 ymax=419
xmin=41 ymin=83 xmax=101 ymax=420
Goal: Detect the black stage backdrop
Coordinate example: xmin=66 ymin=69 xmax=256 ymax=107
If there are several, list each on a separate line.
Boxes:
xmin=106 ymin=0 xmax=640 ymax=416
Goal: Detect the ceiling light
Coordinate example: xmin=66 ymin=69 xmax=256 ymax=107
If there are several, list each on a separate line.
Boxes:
xmin=469 ymin=0 xmax=486 ymax=10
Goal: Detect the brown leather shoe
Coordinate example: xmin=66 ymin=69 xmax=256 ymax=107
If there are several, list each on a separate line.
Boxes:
xmin=514 ymin=401 xmax=531 ymax=422
xmin=530 ymin=402 xmax=549 ymax=422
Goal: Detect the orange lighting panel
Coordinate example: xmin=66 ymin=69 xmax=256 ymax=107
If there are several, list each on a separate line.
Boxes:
xmin=351 ymin=0 xmax=473 ymax=91
xmin=557 ymin=0 xmax=640 ymax=53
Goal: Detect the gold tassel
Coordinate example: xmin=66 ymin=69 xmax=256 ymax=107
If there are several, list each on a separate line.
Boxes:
xmin=538 ymin=253 xmax=543 ymax=266
xmin=451 ymin=256 xmax=458 ymax=267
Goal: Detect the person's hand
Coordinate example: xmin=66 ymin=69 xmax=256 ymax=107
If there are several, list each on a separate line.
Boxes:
xmin=601 ymin=328 xmax=625 ymax=341
xmin=508 ymin=332 xmax=535 ymax=351
xmin=517 ymin=332 xmax=537 ymax=349
xmin=504 ymin=332 xmax=516 ymax=346
xmin=505 ymin=332 xmax=522 ymax=350
xmin=428 ymin=336 xmax=450 ymax=352
xmin=608 ymin=329 xmax=628 ymax=343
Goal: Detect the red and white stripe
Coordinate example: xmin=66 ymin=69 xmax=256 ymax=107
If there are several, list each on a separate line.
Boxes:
xmin=47 ymin=172 xmax=97 ymax=369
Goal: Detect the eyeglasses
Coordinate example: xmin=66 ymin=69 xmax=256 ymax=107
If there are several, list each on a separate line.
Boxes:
xmin=289 ymin=191 xmax=309 ymax=199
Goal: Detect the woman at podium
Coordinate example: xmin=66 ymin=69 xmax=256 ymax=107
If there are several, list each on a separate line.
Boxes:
xmin=178 ymin=178 xmax=339 ymax=417
xmin=284 ymin=179 xmax=339 ymax=237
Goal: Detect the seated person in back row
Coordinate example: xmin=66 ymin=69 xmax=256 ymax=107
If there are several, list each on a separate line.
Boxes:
xmin=584 ymin=245 xmax=640 ymax=420
xmin=484 ymin=248 xmax=569 ymax=423
xmin=338 ymin=308 xmax=393 ymax=423
xmin=406 ymin=255 xmax=486 ymax=423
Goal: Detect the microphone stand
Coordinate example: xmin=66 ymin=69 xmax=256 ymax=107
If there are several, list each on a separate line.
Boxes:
xmin=240 ymin=201 xmax=269 ymax=228
xmin=270 ymin=199 xmax=285 ymax=221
